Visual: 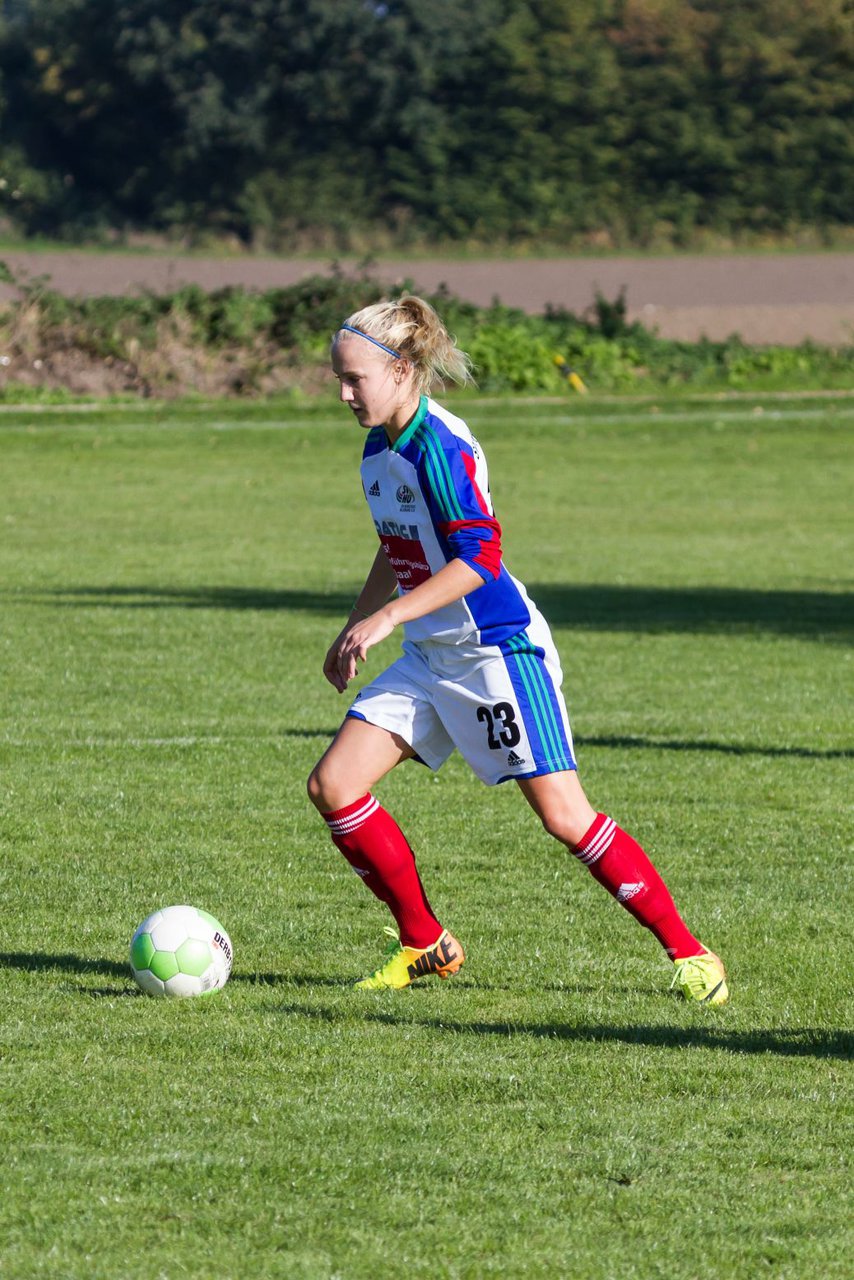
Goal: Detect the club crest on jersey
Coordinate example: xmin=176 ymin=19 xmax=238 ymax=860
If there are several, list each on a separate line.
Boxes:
xmin=396 ymin=483 xmax=416 ymax=510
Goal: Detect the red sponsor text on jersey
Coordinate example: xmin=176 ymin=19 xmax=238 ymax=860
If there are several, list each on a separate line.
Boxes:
xmin=380 ymin=534 xmax=432 ymax=590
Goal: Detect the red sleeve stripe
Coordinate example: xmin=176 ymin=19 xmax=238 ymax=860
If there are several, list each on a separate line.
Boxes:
xmin=462 ymin=451 xmax=492 ymax=515
xmin=440 ymin=517 xmax=503 ymax=579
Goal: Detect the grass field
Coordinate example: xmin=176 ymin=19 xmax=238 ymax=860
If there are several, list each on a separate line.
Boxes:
xmin=1 ymin=392 xmax=852 ymax=1279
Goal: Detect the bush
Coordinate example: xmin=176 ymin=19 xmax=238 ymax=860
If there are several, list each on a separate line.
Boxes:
xmin=1 ymin=262 xmax=852 ymax=399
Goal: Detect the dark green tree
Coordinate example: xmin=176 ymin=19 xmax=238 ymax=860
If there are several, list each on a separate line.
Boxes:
xmin=0 ymin=0 xmax=851 ymax=242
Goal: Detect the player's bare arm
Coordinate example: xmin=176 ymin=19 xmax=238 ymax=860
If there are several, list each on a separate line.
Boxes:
xmin=322 ymin=547 xmax=398 ymax=692
xmin=332 ymin=558 xmax=484 ymax=690
xmin=352 ymin=545 xmax=400 ymax=617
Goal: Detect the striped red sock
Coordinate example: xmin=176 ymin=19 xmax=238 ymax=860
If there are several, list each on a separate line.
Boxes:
xmin=322 ymin=795 xmax=443 ymax=949
xmin=574 ymin=813 xmax=705 ymax=960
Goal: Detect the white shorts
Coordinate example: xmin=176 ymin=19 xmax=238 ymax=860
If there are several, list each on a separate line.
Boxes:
xmin=346 ymin=617 xmax=577 ymax=787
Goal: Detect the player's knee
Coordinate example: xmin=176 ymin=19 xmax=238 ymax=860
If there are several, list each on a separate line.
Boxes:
xmin=307 ymin=760 xmax=353 ymax=813
xmin=539 ymin=809 xmax=570 ymax=845
xmin=539 ymin=807 xmax=589 ymax=850
xmin=306 ymin=765 xmax=328 ymax=811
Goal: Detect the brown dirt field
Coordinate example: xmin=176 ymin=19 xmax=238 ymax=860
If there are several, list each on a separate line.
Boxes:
xmin=1 ymin=250 xmax=853 ymax=345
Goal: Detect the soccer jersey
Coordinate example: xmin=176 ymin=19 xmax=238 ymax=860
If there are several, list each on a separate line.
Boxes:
xmin=353 ymin=395 xmax=576 ymax=783
xmin=361 ymin=396 xmax=537 ymax=646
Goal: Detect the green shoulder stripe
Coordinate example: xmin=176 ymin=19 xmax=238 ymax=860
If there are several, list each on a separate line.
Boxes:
xmin=421 ymin=431 xmax=465 ymax=521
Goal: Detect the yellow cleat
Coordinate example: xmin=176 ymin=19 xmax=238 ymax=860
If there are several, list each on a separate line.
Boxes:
xmin=355 ymin=927 xmax=465 ymax=990
xmin=671 ymin=950 xmax=729 ymax=1005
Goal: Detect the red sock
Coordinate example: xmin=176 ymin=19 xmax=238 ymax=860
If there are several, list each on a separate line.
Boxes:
xmin=322 ymin=795 xmax=443 ymax=949
xmin=573 ymin=814 xmax=705 ymax=960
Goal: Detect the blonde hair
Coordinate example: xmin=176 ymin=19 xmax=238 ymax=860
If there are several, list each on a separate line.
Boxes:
xmin=337 ymin=295 xmax=473 ymax=393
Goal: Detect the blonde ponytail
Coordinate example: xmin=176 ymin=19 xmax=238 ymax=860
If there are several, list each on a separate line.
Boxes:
xmin=338 ymin=295 xmax=473 ymax=393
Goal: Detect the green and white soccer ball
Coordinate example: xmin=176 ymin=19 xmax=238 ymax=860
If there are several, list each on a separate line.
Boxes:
xmin=129 ymin=904 xmax=233 ymax=997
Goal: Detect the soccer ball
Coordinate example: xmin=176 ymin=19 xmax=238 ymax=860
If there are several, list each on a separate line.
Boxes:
xmin=129 ymin=905 xmax=233 ymax=998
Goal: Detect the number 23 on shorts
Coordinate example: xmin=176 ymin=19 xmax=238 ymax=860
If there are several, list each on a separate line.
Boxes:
xmin=476 ymin=702 xmax=521 ymax=750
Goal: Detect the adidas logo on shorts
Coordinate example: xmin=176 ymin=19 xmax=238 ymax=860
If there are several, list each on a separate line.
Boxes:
xmin=506 ymin=750 xmax=526 ymax=767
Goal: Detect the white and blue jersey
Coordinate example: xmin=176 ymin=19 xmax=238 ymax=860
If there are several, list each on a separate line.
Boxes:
xmin=350 ymin=395 xmax=577 ymax=785
xmin=361 ymin=395 xmax=533 ymax=646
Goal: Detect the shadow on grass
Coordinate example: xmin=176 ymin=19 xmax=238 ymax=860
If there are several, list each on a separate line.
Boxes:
xmin=0 ymin=950 xmax=130 ymax=979
xmin=281 ymin=728 xmax=851 ymax=760
xmin=276 ymin=1002 xmax=854 ymax=1061
xmin=5 ymin=584 xmax=355 ymax=615
xmin=577 ymin=734 xmax=852 ymax=761
xmin=234 ymin=971 xmax=345 ymax=989
xmin=528 ymin=583 xmax=853 ymax=642
xmin=0 ymin=949 xmax=339 ymax=992
xmin=0 ymin=950 xmax=152 ymax=998
xmin=84 ymin=986 xmax=145 ymax=998
xmin=79 ymin=976 xmax=337 ymax=997
xmin=6 ymin=582 xmax=853 ymax=641
xmin=5 ymin=953 xmax=851 ymax=1060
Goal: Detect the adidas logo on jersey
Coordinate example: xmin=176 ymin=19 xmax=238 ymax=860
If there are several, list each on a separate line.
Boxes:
xmin=368 ymin=480 xmax=381 ymax=496
xmin=506 ymin=750 xmax=526 ymax=767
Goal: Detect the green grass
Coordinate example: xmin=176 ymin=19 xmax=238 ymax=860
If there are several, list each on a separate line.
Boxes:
xmin=1 ymin=394 xmax=852 ymax=1279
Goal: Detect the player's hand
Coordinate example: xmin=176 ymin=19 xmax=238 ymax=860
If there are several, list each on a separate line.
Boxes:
xmin=322 ymin=626 xmax=351 ymax=692
xmin=324 ymin=609 xmax=396 ymax=692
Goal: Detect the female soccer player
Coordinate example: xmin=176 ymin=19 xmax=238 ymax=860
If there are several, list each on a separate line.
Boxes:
xmin=307 ymin=295 xmax=728 ymax=1005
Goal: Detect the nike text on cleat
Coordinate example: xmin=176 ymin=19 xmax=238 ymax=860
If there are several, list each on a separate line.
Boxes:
xmin=354 ymin=927 xmax=465 ymax=990
xmin=671 ymin=950 xmax=729 ymax=1005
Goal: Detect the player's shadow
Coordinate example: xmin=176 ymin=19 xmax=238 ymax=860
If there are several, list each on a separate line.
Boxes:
xmin=233 ymin=971 xmax=344 ymax=989
xmin=280 ymin=728 xmax=850 ymax=760
xmin=6 ymin=953 xmax=851 ymax=1062
xmin=399 ymin=1014 xmax=854 ymax=1061
xmin=577 ymin=734 xmax=852 ymax=761
xmin=277 ymin=1002 xmax=853 ymax=1061
xmin=8 ymin=582 xmax=853 ymax=641
xmin=5 ymin=584 xmax=355 ymax=614
xmin=527 ymin=583 xmax=853 ymax=643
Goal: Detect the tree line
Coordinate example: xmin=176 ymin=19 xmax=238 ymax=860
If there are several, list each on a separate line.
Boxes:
xmin=1 ymin=0 xmax=851 ymax=248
